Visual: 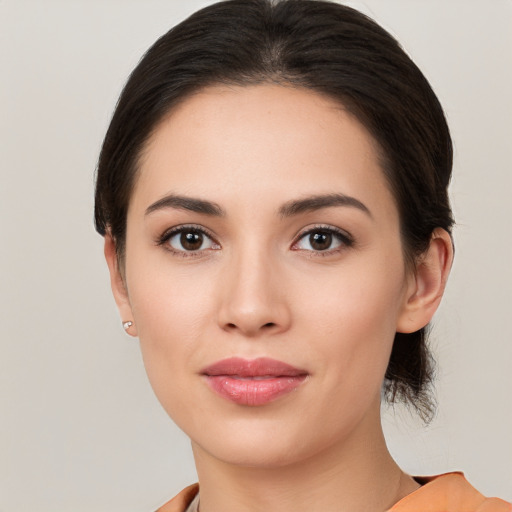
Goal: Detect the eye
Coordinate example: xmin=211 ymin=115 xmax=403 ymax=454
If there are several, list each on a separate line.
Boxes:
xmin=292 ymin=226 xmax=353 ymax=253
xmin=159 ymin=226 xmax=220 ymax=254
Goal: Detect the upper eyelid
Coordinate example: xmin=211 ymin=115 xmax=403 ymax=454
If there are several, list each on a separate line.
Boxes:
xmin=294 ymin=224 xmax=353 ymax=241
xmin=157 ymin=224 xmax=219 ymax=245
xmin=291 ymin=226 xmax=354 ymax=255
xmin=156 ymin=223 xmax=353 ymax=249
xmin=160 ymin=223 xmax=215 ymax=238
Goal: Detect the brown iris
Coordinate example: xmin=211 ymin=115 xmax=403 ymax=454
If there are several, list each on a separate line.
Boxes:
xmin=180 ymin=231 xmax=204 ymax=250
xmin=309 ymin=231 xmax=333 ymax=251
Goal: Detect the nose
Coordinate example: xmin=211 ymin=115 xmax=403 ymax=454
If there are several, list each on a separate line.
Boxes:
xmin=216 ymin=247 xmax=291 ymax=337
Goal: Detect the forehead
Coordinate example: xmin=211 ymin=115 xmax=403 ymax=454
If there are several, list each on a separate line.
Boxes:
xmin=132 ymin=84 xmax=395 ymax=216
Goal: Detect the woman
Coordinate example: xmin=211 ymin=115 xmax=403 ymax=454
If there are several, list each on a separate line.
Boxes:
xmin=94 ymin=0 xmax=511 ymax=510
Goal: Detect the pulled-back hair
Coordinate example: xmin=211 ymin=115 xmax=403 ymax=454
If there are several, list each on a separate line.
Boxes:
xmin=95 ymin=0 xmax=454 ymax=420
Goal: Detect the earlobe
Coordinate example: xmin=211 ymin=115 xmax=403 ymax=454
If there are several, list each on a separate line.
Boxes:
xmin=397 ymin=228 xmax=454 ymax=334
xmin=104 ymin=234 xmax=138 ymax=337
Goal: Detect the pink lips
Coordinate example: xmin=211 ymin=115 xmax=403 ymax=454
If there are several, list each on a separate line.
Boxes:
xmin=202 ymin=357 xmax=308 ymax=406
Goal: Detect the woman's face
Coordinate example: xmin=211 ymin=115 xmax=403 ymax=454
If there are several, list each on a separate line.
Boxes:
xmin=116 ymin=85 xmax=418 ymax=467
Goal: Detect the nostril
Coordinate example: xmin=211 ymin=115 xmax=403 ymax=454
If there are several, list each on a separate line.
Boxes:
xmin=224 ymin=322 xmax=276 ymax=331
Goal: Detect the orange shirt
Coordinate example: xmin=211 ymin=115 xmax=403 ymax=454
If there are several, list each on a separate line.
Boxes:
xmin=156 ymin=473 xmax=512 ymax=512
xmin=389 ymin=473 xmax=511 ymax=511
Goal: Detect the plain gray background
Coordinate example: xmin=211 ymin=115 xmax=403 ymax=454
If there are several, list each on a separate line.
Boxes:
xmin=1 ymin=0 xmax=511 ymax=510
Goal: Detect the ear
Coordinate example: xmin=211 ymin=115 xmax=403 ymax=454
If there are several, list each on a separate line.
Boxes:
xmin=397 ymin=228 xmax=454 ymax=333
xmin=104 ymin=233 xmax=138 ymax=337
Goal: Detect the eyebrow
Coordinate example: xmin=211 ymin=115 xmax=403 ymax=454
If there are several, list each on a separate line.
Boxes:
xmin=144 ymin=192 xmax=371 ymax=219
xmin=278 ymin=193 xmax=372 ymax=218
xmin=145 ymin=194 xmax=225 ymax=217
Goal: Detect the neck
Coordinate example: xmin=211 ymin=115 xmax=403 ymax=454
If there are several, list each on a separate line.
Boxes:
xmin=192 ymin=404 xmax=420 ymax=512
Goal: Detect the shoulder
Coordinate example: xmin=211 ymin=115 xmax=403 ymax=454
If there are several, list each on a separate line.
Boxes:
xmin=389 ymin=473 xmax=512 ymax=512
xmin=155 ymin=483 xmax=199 ymax=512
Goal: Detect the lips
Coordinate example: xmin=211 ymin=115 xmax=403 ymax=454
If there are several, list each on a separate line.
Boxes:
xmin=201 ymin=357 xmax=308 ymax=406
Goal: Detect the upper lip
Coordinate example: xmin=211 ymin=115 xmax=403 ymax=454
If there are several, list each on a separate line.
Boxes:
xmin=201 ymin=357 xmax=308 ymax=377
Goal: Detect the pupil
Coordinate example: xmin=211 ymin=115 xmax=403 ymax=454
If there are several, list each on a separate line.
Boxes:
xmin=310 ymin=232 xmax=332 ymax=251
xmin=181 ymin=231 xmax=203 ymax=250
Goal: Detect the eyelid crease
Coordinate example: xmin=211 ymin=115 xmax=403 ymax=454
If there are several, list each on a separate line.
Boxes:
xmin=291 ymin=224 xmax=355 ymax=255
xmin=156 ymin=224 xmax=220 ymax=249
xmin=294 ymin=224 xmax=354 ymax=243
xmin=155 ymin=223 xmax=354 ymax=259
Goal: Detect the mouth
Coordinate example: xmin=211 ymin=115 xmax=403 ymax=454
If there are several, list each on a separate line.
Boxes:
xmin=201 ymin=357 xmax=308 ymax=406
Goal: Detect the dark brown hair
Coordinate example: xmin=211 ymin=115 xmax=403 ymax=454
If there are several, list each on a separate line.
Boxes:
xmin=95 ymin=0 xmax=454 ymax=420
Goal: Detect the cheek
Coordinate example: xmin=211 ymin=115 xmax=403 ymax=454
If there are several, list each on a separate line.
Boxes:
xmin=125 ymin=259 xmax=218 ymax=414
xmin=298 ymin=257 xmax=406 ymax=393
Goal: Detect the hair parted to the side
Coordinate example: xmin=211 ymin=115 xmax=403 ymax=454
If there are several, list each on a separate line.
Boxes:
xmin=95 ymin=0 xmax=454 ymax=421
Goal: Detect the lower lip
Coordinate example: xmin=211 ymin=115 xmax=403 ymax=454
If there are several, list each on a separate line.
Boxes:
xmin=205 ymin=375 xmax=307 ymax=406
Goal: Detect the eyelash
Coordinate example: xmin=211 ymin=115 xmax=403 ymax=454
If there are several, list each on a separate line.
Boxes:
xmin=156 ymin=224 xmax=354 ymax=258
xmin=292 ymin=225 xmax=354 ymax=257
xmin=157 ymin=224 xmax=220 ymax=258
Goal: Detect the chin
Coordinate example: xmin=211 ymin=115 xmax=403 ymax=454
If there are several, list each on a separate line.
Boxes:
xmin=194 ymin=432 xmax=312 ymax=469
xmin=187 ymin=410 xmax=357 ymax=471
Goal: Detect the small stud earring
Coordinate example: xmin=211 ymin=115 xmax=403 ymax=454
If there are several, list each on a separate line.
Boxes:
xmin=123 ymin=321 xmax=133 ymax=330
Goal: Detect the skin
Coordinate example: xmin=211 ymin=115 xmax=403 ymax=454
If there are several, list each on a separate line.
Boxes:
xmin=105 ymin=84 xmax=453 ymax=511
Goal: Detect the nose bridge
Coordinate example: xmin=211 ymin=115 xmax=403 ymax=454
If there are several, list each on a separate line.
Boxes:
xmin=217 ymin=240 xmax=289 ymax=336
